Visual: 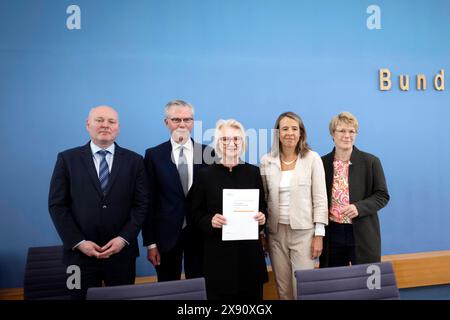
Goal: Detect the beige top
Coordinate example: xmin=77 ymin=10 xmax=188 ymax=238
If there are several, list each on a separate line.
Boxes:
xmin=278 ymin=170 xmax=294 ymax=224
xmin=260 ymin=150 xmax=329 ymax=234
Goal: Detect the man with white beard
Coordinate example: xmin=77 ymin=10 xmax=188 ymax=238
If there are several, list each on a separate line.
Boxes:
xmin=142 ymin=100 xmax=214 ymax=281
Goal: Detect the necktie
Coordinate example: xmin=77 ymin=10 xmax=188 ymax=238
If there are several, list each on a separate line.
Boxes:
xmin=97 ymin=150 xmax=110 ymax=194
xmin=178 ymin=146 xmax=189 ymax=196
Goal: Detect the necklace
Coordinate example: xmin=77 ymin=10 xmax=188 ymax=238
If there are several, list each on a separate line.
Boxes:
xmin=281 ymin=157 xmax=297 ymax=165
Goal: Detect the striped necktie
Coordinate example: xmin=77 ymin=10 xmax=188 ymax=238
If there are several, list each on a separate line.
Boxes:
xmin=178 ymin=146 xmax=189 ymax=196
xmin=97 ymin=150 xmax=110 ymax=194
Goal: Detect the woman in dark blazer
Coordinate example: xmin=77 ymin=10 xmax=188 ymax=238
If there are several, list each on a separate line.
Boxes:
xmin=320 ymin=112 xmax=390 ymax=267
xmin=191 ymin=119 xmax=268 ymax=300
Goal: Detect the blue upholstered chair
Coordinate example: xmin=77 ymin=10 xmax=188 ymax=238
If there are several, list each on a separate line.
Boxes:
xmin=295 ymin=261 xmax=400 ymax=300
xmin=86 ymin=277 xmax=207 ymax=300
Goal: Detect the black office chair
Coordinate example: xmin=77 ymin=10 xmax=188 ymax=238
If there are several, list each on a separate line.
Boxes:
xmin=23 ymin=245 xmax=71 ymax=300
xmin=295 ymin=261 xmax=400 ymax=300
xmin=86 ymin=277 xmax=207 ymax=300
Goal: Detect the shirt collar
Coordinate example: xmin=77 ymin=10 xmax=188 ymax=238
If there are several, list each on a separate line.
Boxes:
xmin=170 ymin=137 xmax=193 ymax=152
xmin=90 ymin=141 xmax=115 ymax=155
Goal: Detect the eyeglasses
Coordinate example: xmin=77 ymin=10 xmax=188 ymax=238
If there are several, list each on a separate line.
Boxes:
xmin=334 ymin=129 xmax=357 ymax=136
xmin=169 ymin=117 xmax=194 ymax=124
xmin=219 ymin=136 xmax=243 ymax=145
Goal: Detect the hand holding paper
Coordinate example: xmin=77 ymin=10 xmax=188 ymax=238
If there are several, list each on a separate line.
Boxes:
xmin=253 ymin=211 xmax=266 ymax=225
xmin=211 ymin=213 xmax=227 ymax=228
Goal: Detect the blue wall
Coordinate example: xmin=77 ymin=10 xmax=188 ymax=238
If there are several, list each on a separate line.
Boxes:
xmin=1 ymin=0 xmax=449 ymax=288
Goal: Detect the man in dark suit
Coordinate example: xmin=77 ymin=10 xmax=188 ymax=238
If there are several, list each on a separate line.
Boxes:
xmin=48 ymin=105 xmax=149 ymax=299
xmin=142 ymin=100 xmax=213 ymax=281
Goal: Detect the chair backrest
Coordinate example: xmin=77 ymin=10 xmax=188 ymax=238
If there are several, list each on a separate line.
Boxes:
xmin=295 ymin=261 xmax=400 ymax=300
xmin=23 ymin=245 xmax=71 ymax=300
xmin=86 ymin=277 xmax=207 ymax=300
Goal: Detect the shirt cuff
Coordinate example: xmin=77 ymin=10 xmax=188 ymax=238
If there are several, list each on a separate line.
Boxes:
xmin=314 ymin=223 xmax=325 ymax=236
xmin=147 ymin=244 xmax=157 ymax=250
xmin=72 ymin=240 xmax=85 ymax=251
xmin=119 ymin=236 xmax=129 ymax=245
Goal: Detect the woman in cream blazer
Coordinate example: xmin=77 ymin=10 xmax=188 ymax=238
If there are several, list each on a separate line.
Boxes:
xmin=260 ymin=112 xmax=328 ymax=300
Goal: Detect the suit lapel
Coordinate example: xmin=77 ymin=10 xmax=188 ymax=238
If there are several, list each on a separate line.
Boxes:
xmin=291 ymin=155 xmax=302 ymax=186
xmin=272 ymin=161 xmax=281 ymax=210
xmin=81 ymin=142 xmax=103 ymax=196
xmin=267 ymin=155 xmax=281 ymax=207
xmin=105 ymin=142 xmax=123 ymax=195
xmin=348 ymin=146 xmax=361 ymax=203
xmin=193 ymin=141 xmax=206 ymax=182
xmin=163 ymin=140 xmax=185 ymax=196
xmin=324 ymin=150 xmax=335 ymax=202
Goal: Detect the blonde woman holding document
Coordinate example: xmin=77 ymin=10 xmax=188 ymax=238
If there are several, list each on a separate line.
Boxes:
xmin=191 ymin=119 xmax=268 ymax=300
xmin=260 ymin=112 xmax=328 ymax=300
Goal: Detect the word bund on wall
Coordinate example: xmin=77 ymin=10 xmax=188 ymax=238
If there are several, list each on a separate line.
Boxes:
xmin=379 ymin=69 xmax=445 ymax=91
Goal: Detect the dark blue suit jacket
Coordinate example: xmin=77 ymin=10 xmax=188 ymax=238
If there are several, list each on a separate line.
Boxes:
xmin=48 ymin=142 xmax=149 ymax=265
xmin=142 ymin=140 xmax=213 ymax=252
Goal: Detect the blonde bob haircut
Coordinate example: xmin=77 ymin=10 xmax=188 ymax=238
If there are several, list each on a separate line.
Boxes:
xmin=213 ymin=119 xmax=246 ymax=159
xmin=329 ymin=111 xmax=359 ymax=135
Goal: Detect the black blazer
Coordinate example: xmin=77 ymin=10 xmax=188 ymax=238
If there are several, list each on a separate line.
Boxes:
xmin=141 ymin=140 xmax=214 ymax=252
xmin=320 ymin=146 xmax=390 ymax=266
xmin=48 ymin=142 xmax=149 ymax=265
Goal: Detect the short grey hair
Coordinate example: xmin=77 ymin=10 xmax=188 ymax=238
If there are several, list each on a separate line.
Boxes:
xmin=213 ymin=119 xmax=246 ymax=158
xmin=164 ymin=99 xmax=195 ymax=118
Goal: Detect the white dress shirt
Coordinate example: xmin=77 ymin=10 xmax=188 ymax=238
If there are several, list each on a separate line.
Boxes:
xmin=170 ymin=137 xmax=194 ymax=191
xmin=90 ymin=141 xmax=115 ymax=176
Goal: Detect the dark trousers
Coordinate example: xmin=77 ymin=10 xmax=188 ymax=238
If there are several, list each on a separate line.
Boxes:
xmin=70 ymin=255 xmax=136 ymax=300
xmin=207 ymin=283 xmax=264 ymax=300
xmin=327 ymin=221 xmax=356 ymax=267
xmin=156 ymin=226 xmax=203 ymax=281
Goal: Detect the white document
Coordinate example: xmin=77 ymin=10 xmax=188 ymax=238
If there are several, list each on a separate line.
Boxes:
xmin=222 ymin=189 xmax=259 ymax=241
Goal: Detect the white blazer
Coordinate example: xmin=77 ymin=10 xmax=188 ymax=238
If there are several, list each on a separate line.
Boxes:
xmin=260 ymin=150 xmax=328 ymax=234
